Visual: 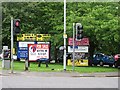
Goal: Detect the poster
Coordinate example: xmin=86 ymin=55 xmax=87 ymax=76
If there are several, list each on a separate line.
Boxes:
xmin=68 ymin=46 xmax=88 ymax=53
xmin=17 ymin=41 xmax=35 ymax=58
xmin=28 ymin=44 xmax=50 ymax=61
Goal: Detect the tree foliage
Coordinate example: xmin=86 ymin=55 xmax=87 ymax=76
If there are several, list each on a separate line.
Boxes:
xmin=66 ymin=2 xmax=119 ymax=55
xmin=2 ymin=2 xmax=119 ymax=58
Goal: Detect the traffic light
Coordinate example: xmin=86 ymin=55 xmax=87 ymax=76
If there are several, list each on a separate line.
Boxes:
xmin=13 ymin=19 xmax=21 ymax=35
xmin=76 ymin=23 xmax=83 ymax=41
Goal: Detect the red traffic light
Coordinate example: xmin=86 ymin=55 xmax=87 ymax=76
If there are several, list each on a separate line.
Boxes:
xmin=15 ymin=21 xmax=20 ymax=27
xmin=14 ymin=19 xmax=20 ymax=27
xmin=13 ymin=19 xmax=21 ymax=34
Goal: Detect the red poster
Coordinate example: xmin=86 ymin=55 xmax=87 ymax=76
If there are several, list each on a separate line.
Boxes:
xmin=28 ymin=44 xmax=50 ymax=61
xmin=68 ymin=38 xmax=89 ymax=46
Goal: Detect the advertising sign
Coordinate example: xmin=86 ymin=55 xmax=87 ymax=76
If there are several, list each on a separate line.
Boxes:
xmin=28 ymin=44 xmax=50 ymax=61
xmin=68 ymin=46 xmax=88 ymax=53
xmin=17 ymin=41 xmax=36 ymax=59
xmin=37 ymin=42 xmax=50 ymax=44
xmin=68 ymin=38 xmax=89 ymax=46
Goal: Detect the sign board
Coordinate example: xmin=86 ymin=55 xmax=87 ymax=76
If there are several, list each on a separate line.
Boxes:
xmin=68 ymin=38 xmax=89 ymax=46
xmin=63 ymin=34 xmax=67 ymax=38
xmin=37 ymin=42 xmax=50 ymax=44
xmin=68 ymin=46 xmax=88 ymax=53
xmin=28 ymin=44 xmax=50 ymax=61
xmin=67 ymin=59 xmax=88 ymax=66
xmin=17 ymin=34 xmax=51 ymax=41
xmin=17 ymin=41 xmax=36 ymax=59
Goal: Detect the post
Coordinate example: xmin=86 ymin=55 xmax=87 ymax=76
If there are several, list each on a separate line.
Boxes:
xmin=72 ymin=23 xmax=75 ymax=71
xmin=25 ymin=58 xmax=28 ymax=71
xmin=11 ymin=17 xmax=14 ymax=73
xmin=63 ymin=0 xmax=66 ymax=71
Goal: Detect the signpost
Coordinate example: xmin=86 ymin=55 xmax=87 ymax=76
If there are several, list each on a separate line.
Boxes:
xmin=72 ymin=23 xmax=75 ymax=71
xmin=68 ymin=37 xmax=89 ymax=67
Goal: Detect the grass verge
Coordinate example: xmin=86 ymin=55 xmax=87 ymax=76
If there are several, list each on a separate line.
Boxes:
xmin=0 ymin=60 xmax=118 ymax=73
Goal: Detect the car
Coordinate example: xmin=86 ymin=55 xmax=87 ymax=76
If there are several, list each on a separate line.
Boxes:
xmin=92 ymin=53 xmax=115 ymax=67
xmin=114 ymin=54 xmax=120 ymax=68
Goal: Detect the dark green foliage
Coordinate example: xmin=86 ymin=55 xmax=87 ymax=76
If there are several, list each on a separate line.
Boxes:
xmin=2 ymin=2 xmax=120 ymax=57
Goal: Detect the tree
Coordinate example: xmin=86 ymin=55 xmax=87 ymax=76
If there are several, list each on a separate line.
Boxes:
xmin=2 ymin=2 xmax=64 ymax=62
xmin=66 ymin=2 xmax=119 ymax=57
xmin=2 ymin=2 xmax=119 ymax=63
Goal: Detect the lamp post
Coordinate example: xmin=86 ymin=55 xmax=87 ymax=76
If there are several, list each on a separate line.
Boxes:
xmin=11 ymin=17 xmax=14 ymax=73
xmin=63 ymin=0 xmax=66 ymax=71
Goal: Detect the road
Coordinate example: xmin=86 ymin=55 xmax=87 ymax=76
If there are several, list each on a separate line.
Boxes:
xmin=0 ymin=75 xmax=118 ymax=88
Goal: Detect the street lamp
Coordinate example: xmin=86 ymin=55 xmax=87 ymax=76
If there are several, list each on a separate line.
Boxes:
xmin=63 ymin=0 xmax=66 ymax=71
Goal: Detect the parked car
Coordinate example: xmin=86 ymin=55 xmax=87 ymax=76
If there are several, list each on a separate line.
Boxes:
xmin=114 ymin=54 xmax=120 ymax=68
xmin=92 ymin=53 xmax=115 ymax=67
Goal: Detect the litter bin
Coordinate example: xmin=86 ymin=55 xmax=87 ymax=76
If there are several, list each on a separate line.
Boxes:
xmin=3 ymin=58 xmax=11 ymax=69
xmin=2 ymin=49 xmax=11 ymax=69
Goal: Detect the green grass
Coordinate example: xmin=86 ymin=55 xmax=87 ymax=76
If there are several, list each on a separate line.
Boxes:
xmin=0 ymin=60 xmax=118 ymax=73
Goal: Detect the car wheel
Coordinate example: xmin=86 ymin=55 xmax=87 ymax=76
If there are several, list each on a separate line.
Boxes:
xmin=99 ymin=61 xmax=103 ymax=66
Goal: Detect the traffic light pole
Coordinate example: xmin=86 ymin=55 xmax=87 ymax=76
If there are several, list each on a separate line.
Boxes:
xmin=11 ymin=17 xmax=14 ymax=73
xmin=72 ymin=23 xmax=75 ymax=71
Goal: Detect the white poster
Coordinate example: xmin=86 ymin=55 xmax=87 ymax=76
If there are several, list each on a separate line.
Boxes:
xmin=28 ymin=44 xmax=50 ymax=61
xmin=68 ymin=46 xmax=88 ymax=53
xmin=19 ymin=42 xmax=35 ymax=47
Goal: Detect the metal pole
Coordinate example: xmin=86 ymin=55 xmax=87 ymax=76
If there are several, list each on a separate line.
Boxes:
xmin=72 ymin=23 xmax=75 ymax=71
xmin=11 ymin=17 xmax=14 ymax=73
xmin=63 ymin=0 xmax=66 ymax=71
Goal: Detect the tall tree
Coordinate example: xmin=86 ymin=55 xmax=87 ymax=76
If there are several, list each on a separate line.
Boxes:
xmin=2 ymin=2 xmax=119 ymax=62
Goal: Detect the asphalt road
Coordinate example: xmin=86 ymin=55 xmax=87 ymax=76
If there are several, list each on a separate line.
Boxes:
xmin=1 ymin=75 xmax=118 ymax=88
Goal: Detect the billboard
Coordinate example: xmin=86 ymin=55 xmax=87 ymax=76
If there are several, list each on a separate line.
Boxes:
xmin=68 ymin=38 xmax=89 ymax=46
xmin=17 ymin=41 xmax=36 ymax=59
xmin=28 ymin=44 xmax=50 ymax=61
xmin=68 ymin=46 xmax=89 ymax=53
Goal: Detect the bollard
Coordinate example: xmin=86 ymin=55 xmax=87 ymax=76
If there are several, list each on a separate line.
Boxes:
xmin=25 ymin=58 xmax=28 ymax=71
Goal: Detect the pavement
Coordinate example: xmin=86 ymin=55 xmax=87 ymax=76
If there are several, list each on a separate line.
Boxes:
xmin=0 ymin=70 xmax=119 ymax=77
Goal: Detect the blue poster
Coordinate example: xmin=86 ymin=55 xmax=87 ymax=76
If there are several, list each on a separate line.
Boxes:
xmin=17 ymin=41 xmax=36 ymax=59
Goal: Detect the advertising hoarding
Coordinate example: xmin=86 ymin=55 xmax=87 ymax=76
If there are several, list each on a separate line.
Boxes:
xmin=28 ymin=44 xmax=50 ymax=61
xmin=68 ymin=38 xmax=89 ymax=46
xmin=17 ymin=41 xmax=36 ymax=59
xmin=68 ymin=46 xmax=89 ymax=53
